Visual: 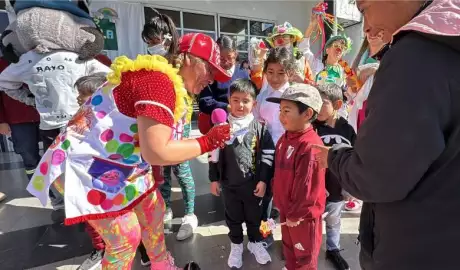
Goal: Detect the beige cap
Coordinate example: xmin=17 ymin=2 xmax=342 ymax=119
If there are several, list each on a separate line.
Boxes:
xmin=266 ymin=83 xmax=323 ymax=113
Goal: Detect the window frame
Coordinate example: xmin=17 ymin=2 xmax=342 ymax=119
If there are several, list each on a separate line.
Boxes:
xmin=218 ymin=14 xmax=275 ymax=58
xmin=143 ymin=5 xmax=275 ymax=59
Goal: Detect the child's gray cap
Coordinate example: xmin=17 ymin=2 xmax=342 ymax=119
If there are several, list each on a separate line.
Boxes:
xmin=266 ymin=83 xmax=323 ymax=113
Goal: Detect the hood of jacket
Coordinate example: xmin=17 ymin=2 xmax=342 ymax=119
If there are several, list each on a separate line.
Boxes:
xmin=393 ymin=0 xmax=460 ymax=52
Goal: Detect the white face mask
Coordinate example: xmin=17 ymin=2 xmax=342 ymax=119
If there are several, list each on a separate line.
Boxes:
xmin=147 ymin=44 xmax=168 ymax=56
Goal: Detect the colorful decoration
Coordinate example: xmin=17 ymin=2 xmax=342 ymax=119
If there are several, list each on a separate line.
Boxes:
xmin=339 ymin=59 xmax=361 ymax=93
xmin=311 ymin=2 xmax=344 ymax=55
xmin=260 ymin=219 xmax=277 ymax=238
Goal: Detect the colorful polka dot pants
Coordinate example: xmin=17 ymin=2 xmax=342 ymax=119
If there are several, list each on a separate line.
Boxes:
xmin=88 ymin=189 xmax=167 ymax=269
xmin=160 ymin=124 xmax=195 ymax=215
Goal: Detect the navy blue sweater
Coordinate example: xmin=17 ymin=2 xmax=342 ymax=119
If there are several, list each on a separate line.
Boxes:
xmin=198 ymin=68 xmax=249 ymax=114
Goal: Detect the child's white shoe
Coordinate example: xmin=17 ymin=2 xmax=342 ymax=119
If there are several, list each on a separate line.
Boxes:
xmin=228 ymin=243 xmax=243 ymax=269
xmin=248 ymin=242 xmax=272 ymax=265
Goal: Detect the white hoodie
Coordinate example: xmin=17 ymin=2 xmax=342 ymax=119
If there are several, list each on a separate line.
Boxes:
xmin=254 ymin=81 xmax=290 ymax=145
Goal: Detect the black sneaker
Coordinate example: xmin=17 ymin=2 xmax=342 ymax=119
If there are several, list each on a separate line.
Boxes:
xmin=138 ymin=242 xmax=151 ymax=266
xmin=261 ymin=234 xmax=275 ymax=249
xmin=270 ymin=208 xmax=280 ymax=219
xmin=77 ymin=249 xmax=104 ymax=270
xmin=326 ymin=249 xmax=350 ymax=270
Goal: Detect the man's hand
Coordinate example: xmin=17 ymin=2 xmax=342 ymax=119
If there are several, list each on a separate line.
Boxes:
xmin=0 ymin=123 xmax=11 ymax=136
xmin=286 ymin=218 xmax=302 ymax=227
xmin=210 ymin=181 xmax=221 ymax=196
xmin=254 ymin=181 xmax=266 ymax=197
xmin=312 ymin=144 xmax=330 ymax=169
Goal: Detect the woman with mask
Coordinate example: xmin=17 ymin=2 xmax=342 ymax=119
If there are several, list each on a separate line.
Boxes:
xmin=198 ymin=35 xmax=249 ymax=134
xmin=142 ymin=11 xmax=179 ymax=57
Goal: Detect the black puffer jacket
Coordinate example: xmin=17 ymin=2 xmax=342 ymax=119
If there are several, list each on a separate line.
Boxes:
xmin=328 ymin=2 xmax=460 ymax=269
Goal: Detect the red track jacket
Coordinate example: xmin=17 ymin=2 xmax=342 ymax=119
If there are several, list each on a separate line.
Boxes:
xmin=273 ymin=126 xmax=326 ymax=221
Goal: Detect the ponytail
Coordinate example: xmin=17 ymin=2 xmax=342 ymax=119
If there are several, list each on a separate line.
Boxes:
xmin=142 ymin=9 xmax=179 ymax=55
xmin=161 ymin=14 xmax=179 ymax=55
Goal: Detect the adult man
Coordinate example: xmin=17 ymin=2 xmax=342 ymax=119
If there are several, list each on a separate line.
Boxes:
xmin=314 ymin=1 xmax=460 ymax=269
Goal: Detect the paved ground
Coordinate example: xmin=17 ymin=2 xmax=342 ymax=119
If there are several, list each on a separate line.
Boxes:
xmin=0 ymin=129 xmax=362 ymax=270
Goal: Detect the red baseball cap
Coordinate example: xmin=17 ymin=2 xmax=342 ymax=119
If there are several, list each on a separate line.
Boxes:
xmin=179 ymin=33 xmax=232 ymax=83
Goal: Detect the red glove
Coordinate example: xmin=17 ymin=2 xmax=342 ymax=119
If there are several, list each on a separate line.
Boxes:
xmin=196 ymin=124 xmax=231 ymax=154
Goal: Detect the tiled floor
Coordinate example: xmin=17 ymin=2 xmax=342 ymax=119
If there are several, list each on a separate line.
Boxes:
xmin=0 ymin=131 xmax=362 ymax=270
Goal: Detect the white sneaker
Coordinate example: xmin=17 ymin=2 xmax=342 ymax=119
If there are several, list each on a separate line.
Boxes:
xmin=176 ymin=214 xmax=198 ymax=241
xmin=247 ymin=242 xmax=272 ymax=265
xmin=164 ymin=208 xmax=173 ymax=222
xmin=228 ymin=243 xmax=243 ymax=269
xmin=282 ymin=267 xmax=288 ymax=270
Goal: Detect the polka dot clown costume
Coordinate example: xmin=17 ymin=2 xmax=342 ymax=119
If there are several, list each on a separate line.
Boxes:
xmin=26 ymin=33 xmax=231 ymax=269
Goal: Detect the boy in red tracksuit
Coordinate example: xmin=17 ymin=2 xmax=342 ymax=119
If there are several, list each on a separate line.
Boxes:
xmin=267 ymin=83 xmax=326 ymax=270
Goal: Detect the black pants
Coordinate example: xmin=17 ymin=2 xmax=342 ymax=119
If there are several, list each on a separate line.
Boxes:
xmin=40 ymin=127 xmax=65 ymax=151
xmin=10 ymin=122 xmax=41 ymax=179
xmin=222 ymin=182 xmax=263 ymax=244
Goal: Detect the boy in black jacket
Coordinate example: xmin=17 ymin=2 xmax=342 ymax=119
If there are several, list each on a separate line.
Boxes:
xmin=209 ymin=79 xmax=274 ymax=269
xmin=314 ymin=84 xmax=356 ymax=270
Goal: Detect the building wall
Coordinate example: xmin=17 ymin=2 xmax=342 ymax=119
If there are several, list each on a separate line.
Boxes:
xmin=147 ymin=0 xmax=316 ymax=30
xmin=343 ymin=22 xmax=364 ymax=63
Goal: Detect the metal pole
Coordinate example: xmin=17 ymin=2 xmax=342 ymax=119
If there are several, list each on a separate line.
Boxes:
xmin=333 ymin=0 xmax=338 ymax=35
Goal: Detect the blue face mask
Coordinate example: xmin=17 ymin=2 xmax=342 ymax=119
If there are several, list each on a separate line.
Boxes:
xmin=147 ymin=44 xmax=167 ymax=56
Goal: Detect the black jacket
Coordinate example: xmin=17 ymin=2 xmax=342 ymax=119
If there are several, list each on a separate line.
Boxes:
xmin=209 ymin=119 xmax=275 ymax=189
xmin=314 ymin=117 xmax=356 ymax=202
xmin=328 ymin=9 xmax=460 ymax=270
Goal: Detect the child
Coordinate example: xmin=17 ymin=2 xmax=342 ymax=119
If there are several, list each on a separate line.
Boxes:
xmin=209 ymin=79 xmax=274 ymax=269
xmin=267 ymin=83 xmax=326 ymax=270
xmin=253 ymin=47 xmax=295 ymax=247
xmin=75 ymin=73 xmax=107 ymax=106
xmin=314 ymin=84 xmax=356 ymax=270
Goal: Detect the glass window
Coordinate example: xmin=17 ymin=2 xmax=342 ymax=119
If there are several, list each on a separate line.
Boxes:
xmin=183 ymin=12 xmax=215 ymax=31
xmin=237 ymin=53 xmax=248 ymax=62
xmin=220 ymin=17 xmax=248 ymax=35
xmin=224 ymin=35 xmax=248 ymax=52
xmin=183 ymin=30 xmax=216 ymax=41
xmin=250 ymin=21 xmax=274 ymax=36
xmin=144 ymin=7 xmax=181 ymax=27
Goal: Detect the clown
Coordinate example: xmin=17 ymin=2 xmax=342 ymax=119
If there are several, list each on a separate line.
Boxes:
xmin=25 ymin=32 xmax=231 ymax=269
xmin=248 ymin=21 xmax=315 ymax=90
xmin=302 ymin=21 xmax=352 ymax=88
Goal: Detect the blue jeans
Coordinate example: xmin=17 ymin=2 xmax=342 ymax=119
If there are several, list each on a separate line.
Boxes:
xmin=324 ymin=201 xmax=345 ymax=251
xmin=9 ymin=122 xmax=41 ymax=180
